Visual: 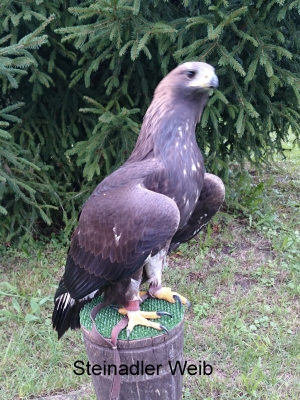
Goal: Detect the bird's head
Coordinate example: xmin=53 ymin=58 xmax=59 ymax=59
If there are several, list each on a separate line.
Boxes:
xmin=131 ymin=62 xmax=218 ymax=161
xmin=155 ymin=61 xmax=218 ymax=100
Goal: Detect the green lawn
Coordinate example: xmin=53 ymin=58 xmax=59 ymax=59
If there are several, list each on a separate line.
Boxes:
xmin=1 ymin=142 xmax=299 ymax=399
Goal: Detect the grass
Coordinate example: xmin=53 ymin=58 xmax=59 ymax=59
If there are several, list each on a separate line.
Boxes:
xmin=0 ymin=141 xmax=299 ymax=399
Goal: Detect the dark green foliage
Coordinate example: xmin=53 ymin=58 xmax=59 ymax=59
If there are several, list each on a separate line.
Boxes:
xmin=1 ymin=0 xmax=300 ymax=244
xmin=0 ymin=1 xmax=88 ymax=243
xmin=0 ymin=14 xmax=60 ymax=244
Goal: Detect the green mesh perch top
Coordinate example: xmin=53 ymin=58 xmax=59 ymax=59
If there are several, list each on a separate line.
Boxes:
xmin=80 ymin=296 xmax=185 ymax=340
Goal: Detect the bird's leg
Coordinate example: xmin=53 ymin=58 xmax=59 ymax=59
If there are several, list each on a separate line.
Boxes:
xmin=115 ymin=270 xmax=170 ymax=337
xmin=144 ymin=249 xmax=190 ymax=306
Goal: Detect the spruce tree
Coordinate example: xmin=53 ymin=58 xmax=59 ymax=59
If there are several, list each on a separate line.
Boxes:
xmin=0 ymin=14 xmax=58 ymax=243
xmin=1 ymin=0 xmax=299 ymax=244
xmin=57 ymin=0 xmax=300 ymax=179
xmin=0 ymin=1 xmax=90 ymax=243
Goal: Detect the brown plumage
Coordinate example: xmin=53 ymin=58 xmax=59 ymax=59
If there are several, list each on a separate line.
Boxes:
xmin=52 ymin=62 xmax=225 ymax=339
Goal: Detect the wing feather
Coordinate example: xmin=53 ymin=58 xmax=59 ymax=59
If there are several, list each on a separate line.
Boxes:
xmin=169 ymin=173 xmax=225 ymax=252
xmin=62 ymin=181 xmax=180 ymax=301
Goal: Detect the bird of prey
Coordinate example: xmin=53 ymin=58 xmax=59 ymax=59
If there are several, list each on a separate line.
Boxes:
xmin=52 ymin=62 xmax=225 ymax=339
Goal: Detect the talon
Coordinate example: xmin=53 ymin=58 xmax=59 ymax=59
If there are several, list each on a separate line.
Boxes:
xmin=186 ymin=300 xmax=191 ymax=311
xmin=173 ymin=294 xmax=182 ymax=305
xmin=156 ymin=311 xmax=172 ymax=318
xmin=160 ymin=324 xmax=169 ymax=334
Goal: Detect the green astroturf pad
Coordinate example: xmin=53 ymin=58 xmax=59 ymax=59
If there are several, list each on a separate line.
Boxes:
xmin=80 ymin=296 xmax=185 ymax=340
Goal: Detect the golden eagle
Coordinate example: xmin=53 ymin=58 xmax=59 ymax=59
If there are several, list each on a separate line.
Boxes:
xmin=52 ymin=62 xmax=225 ymax=339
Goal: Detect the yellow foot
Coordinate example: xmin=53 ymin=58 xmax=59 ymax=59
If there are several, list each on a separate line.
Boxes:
xmin=117 ymin=308 xmax=170 ymax=338
xmin=139 ymin=290 xmax=148 ymax=298
xmin=152 ymin=287 xmax=190 ymax=306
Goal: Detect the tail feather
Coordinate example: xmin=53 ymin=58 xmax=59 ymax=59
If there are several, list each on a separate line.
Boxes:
xmin=52 ymin=279 xmax=97 ymax=339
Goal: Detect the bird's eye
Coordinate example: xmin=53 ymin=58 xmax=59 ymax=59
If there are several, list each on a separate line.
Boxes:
xmin=186 ymin=70 xmax=196 ymax=79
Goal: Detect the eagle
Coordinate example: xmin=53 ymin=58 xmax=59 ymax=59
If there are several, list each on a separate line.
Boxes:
xmin=52 ymin=62 xmax=225 ymax=339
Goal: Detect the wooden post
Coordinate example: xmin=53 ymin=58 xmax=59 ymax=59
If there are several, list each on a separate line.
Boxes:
xmin=80 ymin=298 xmax=185 ymax=400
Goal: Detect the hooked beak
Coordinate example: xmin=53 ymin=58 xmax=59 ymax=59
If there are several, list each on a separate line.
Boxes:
xmin=189 ymin=70 xmax=219 ymax=89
